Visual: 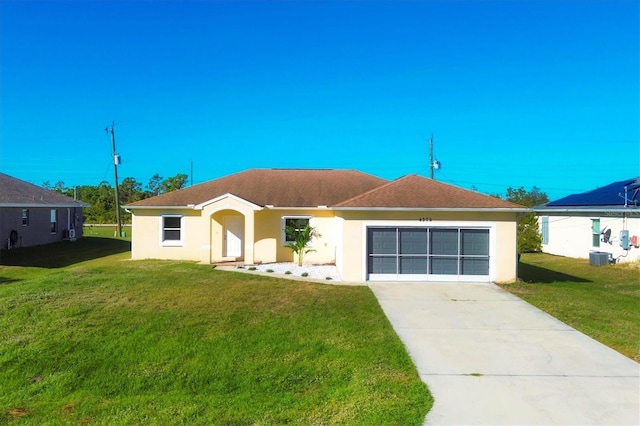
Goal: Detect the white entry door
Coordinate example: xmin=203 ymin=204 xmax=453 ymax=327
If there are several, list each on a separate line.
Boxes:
xmin=224 ymin=216 xmax=244 ymax=258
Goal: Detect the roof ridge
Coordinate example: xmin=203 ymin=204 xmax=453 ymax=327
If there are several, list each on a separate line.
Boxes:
xmin=333 ymin=174 xmax=414 ymax=207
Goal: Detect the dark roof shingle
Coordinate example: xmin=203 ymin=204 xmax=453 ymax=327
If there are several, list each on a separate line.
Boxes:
xmin=335 ymin=174 xmax=524 ymax=209
xmin=0 ymin=173 xmax=88 ymax=207
xmin=127 ymin=169 xmax=388 ymax=208
xmin=127 ymin=169 xmax=525 ymax=210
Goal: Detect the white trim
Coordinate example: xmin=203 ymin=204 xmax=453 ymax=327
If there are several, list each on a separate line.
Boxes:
xmin=335 ymin=207 xmax=529 ymax=213
xmin=535 ymin=207 xmax=640 ymax=214
xmin=195 ymin=193 xmax=262 ymax=211
xmin=125 ymin=193 xmax=262 ymax=211
xmin=360 ymin=220 xmax=497 ymax=282
xmin=125 ymin=205 xmax=191 ymax=210
xmin=160 ymin=214 xmax=184 ymax=247
xmin=281 ymin=215 xmax=313 ymax=246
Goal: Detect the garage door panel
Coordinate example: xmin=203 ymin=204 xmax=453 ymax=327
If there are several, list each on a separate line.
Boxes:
xmin=369 ymin=228 xmax=397 ymax=254
xmin=430 ymin=229 xmax=458 ymax=255
xmin=400 ymin=256 xmax=429 ymax=274
xmin=399 ymin=229 xmax=428 ymax=254
xmin=369 ymin=256 xmax=397 ymax=274
xmin=430 ymin=257 xmax=458 ymax=275
xmin=461 ymin=257 xmax=489 ymax=275
xmin=461 ymin=229 xmax=489 ymax=256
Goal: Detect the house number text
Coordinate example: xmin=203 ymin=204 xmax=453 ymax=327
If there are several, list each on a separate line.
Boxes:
xmin=419 ymin=217 xmax=433 ymax=222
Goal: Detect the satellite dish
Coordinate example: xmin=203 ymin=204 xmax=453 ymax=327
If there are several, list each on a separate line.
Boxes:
xmin=433 ymin=161 xmax=441 ymax=170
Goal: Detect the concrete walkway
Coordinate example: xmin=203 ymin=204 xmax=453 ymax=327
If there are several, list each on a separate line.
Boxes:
xmin=369 ymin=282 xmax=640 ymax=425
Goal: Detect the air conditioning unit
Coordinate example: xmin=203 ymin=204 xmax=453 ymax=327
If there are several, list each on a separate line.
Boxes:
xmin=68 ymin=229 xmax=76 ymax=239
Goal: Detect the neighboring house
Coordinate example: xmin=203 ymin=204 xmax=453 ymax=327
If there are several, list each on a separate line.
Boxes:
xmin=534 ymin=177 xmax=640 ymax=264
xmin=124 ymin=169 xmax=526 ymax=283
xmin=0 ymin=173 xmax=89 ymax=249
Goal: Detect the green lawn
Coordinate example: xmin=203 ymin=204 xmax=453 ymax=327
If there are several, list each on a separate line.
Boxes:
xmin=502 ymin=253 xmax=640 ymax=362
xmin=0 ymin=238 xmax=431 ymax=425
xmin=83 ymin=224 xmax=132 ymax=240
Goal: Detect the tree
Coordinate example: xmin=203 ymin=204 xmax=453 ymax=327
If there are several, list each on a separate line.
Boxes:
xmin=120 ymin=177 xmax=144 ymax=204
xmin=504 ymin=186 xmax=549 ymax=253
xmin=43 ymin=180 xmax=72 ymax=197
xmin=147 ymin=174 xmax=163 ymax=197
xmin=284 ymin=223 xmax=320 ymax=266
xmin=159 ymin=173 xmax=188 ymax=194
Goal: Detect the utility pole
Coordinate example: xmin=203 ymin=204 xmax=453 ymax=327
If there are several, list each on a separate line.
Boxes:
xmin=106 ymin=121 xmax=123 ymax=238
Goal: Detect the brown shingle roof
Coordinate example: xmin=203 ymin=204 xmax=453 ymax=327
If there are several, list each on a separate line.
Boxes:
xmin=126 ymin=169 xmax=526 ymax=210
xmin=335 ymin=174 xmax=525 ymax=209
xmin=126 ymin=169 xmax=389 ymax=208
xmin=0 ymin=173 xmax=88 ymax=207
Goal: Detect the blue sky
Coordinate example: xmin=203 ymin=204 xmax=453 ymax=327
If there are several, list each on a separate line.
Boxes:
xmin=1 ymin=0 xmax=638 ymax=200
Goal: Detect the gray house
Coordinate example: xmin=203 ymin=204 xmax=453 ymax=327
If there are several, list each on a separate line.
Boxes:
xmin=0 ymin=173 xmax=89 ymax=249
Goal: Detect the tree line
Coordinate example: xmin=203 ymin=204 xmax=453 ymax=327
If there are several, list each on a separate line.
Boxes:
xmin=44 ymin=173 xmax=188 ymax=224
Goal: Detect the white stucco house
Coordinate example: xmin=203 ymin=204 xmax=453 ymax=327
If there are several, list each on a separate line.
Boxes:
xmin=534 ymin=177 xmax=640 ymax=264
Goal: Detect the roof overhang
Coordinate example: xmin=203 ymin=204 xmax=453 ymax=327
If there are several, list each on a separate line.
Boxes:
xmin=124 ymin=193 xmax=263 ymax=211
xmin=0 ymin=203 xmax=90 ymax=208
xmin=332 ymin=207 xmax=530 ymax=212
xmin=122 ymin=205 xmax=191 ymax=210
xmin=534 ymin=206 xmax=640 ymax=214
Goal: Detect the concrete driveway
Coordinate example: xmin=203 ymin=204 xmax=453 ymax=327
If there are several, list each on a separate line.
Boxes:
xmin=369 ymin=282 xmax=640 ymax=425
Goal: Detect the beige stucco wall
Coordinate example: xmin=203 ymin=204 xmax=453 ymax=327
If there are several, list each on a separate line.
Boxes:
xmin=252 ymin=209 xmax=337 ymax=265
xmin=336 ymin=210 xmax=519 ymax=283
xmin=130 ymin=203 xmax=519 ymax=283
xmin=130 ymin=208 xmax=207 ymax=262
xmin=130 ymin=200 xmax=337 ymax=265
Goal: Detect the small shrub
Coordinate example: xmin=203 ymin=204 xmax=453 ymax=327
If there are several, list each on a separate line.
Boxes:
xmin=325 ymin=277 xmax=332 ymax=280
xmin=285 ymin=271 xmax=292 ymax=275
xmin=248 ymin=266 xmax=256 ymax=271
xmin=266 ymin=269 xmax=274 ymax=273
xmin=301 ymin=272 xmax=309 ymax=277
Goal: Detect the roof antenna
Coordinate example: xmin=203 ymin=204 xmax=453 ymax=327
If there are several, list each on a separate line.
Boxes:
xmin=429 ymin=134 xmax=441 ymax=180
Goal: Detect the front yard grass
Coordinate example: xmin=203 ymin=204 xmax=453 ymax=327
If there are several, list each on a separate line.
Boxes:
xmin=0 ymin=239 xmax=431 ymax=424
xmin=502 ymin=253 xmax=640 ymax=362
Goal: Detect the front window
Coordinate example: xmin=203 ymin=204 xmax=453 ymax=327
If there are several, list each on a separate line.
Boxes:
xmin=21 ymin=209 xmax=29 ymax=226
xmin=50 ymin=209 xmax=57 ymax=233
xmin=591 ymin=218 xmax=600 ymax=247
xmin=541 ymin=216 xmax=549 ymax=245
xmin=161 ymin=215 xmax=183 ymax=246
xmin=282 ymin=216 xmax=311 ymax=244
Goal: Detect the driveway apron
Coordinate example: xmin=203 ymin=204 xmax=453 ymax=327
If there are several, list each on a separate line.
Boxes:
xmin=369 ymin=282 xmax=640 ymax=425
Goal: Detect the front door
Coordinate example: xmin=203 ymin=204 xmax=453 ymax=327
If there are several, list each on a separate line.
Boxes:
xmin=224 ymin=216 xmax=243 ymax=258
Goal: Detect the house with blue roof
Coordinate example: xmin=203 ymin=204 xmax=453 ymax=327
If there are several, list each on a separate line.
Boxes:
xmin=534 ymin=177 xmax=640 ymax=264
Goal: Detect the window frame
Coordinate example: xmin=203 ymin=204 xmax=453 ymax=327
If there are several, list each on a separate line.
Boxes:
xmin=50 ymin=209 xmax=57 ymax=234
xmin=160 ymin=214 xmax=184 ymax=246
xmin=281 ymin=216 xmax=312 ymax=246
xmin=591 ymin=218 xmax=600 ymax=248
xmin=21 ymin=209 xmax=29 ymax=227
xmin=541 ymin=216 xmax=549 ymax=245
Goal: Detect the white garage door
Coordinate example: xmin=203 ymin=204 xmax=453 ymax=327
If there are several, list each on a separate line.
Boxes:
xmin=366 ymin=227 xmax=490 ymax=282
